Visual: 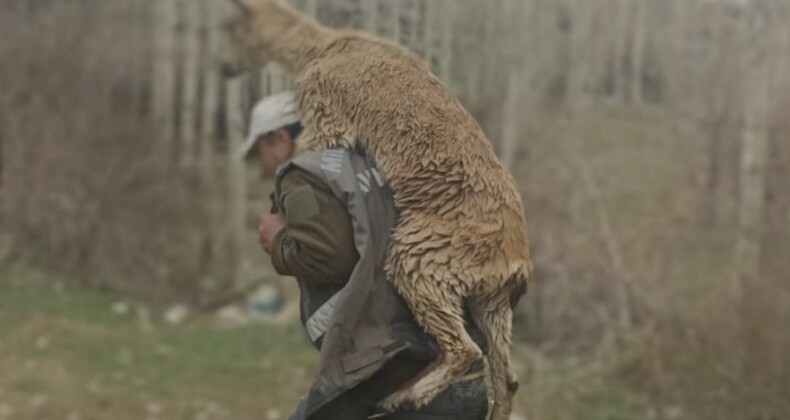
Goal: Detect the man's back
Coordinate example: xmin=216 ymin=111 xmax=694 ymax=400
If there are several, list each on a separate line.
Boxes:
xmin=270 ymin=151 xmax=488 ymax=420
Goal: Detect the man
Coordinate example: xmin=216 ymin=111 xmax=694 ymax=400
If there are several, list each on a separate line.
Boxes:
xmin=248 ymin=92 xmax=490 ymax=420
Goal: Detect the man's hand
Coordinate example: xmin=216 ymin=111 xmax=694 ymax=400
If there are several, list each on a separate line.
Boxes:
xmin=259 ymin=213 xmax=286 ymax=254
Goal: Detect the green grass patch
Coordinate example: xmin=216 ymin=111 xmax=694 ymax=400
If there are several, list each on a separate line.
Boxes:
xmin=10 ymin=378 xmax=50 ymax=394
xmin=0 ymin=262 xmax=654 ymax=419
xmin=0 ymin=263 xmax=316 ymax=419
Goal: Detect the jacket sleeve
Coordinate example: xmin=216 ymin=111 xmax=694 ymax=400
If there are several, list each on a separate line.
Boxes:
xmin=271 ymin=168 xmax=359 ymax=284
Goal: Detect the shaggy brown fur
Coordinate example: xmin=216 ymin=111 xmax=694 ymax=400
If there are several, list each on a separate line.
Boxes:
xmin=222 ymin=1 xmax=532 ymax=418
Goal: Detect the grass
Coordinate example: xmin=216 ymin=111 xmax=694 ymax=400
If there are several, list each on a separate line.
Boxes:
xmin=0 ymin=261 xmax=316 ymax=420
xmin=513 ymin=344 xmax=648 ymax=420
xmin=0 ymin=261 xmax=650 ymax=420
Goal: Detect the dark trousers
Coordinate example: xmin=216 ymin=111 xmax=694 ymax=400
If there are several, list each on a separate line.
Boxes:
xmin=378 ymin=378 xmax=489 ymax=420
xmin=297 ymin=378 xmax=489 ymax=420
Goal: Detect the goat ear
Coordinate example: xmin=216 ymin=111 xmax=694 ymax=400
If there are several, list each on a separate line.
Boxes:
xmin=230 ymin=0 xmax=253 ymax=16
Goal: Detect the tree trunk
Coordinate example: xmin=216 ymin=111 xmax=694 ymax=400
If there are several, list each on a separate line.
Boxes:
xmin=199 ymin=0 xmax=223 ymax=265
xmin=305 ymin=0 xmax=318 ymax=18
xmin=666 ymin=0 xmax=690 ymax=107
xmin=439 ymin=0 xmax=455 ymax=87
xmin=499 ymin=0 xmax=529 ymax=172
xmin=629 ymin=0 xmax=646 ymax=104
xmin=409 ymin=0 xmax=421 ymax=52
xmin=695 ymin=6 xmax=730 ymax=227
xmin=389 ymin=0 xmax=401 ymax=43
xmin=201 ymin=0 xmax=221 ymax=170
xmin=610 ymin=0 xmax=629 ymax=101
xmin=568 ymin=0 xmax=594 ymax=111
xmin=152 ymin=0 xmax=179 ymax=147
xmin=226 ymin=77 xmax=249 ymax=285
xmin=733 ymin=13 xmax=770 ymax=301
xmin=500 ymin=71 xmax=524 ymax=172
xmin=179 ymin=0 xmax=201 ymax=167
xmin=363 ymin=0 xmax=378 ymax=32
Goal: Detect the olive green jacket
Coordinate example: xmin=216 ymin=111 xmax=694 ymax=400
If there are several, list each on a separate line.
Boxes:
xmin=273 ymin=149 xmax=440 ymax=420
xmin=270 ymin=167 xmax=359 ymax=326
xmin=270 ymin=168 xmax=358 ymax=288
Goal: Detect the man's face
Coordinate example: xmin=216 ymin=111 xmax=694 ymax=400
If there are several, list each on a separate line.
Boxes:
xmin=257 ymin=128 xmax=295 ymax=177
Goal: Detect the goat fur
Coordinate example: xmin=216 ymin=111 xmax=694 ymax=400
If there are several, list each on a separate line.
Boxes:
xmin=222 ymin=1 xmax=532 ymax=418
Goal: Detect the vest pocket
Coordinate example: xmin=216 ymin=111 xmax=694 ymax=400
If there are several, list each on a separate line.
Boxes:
xmin=341 ymin=341 xmax=408 ymax=374
xmin=341 ymin=346 xmax=385 ymax=374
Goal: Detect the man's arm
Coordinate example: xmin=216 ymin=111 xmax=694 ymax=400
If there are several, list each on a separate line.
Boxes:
xmin=266 ymin=168 xmax=359 ymax=284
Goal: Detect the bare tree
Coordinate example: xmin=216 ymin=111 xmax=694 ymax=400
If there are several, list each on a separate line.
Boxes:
xmin=179 ymin=0 xmax=201 ymax=167
xmin=733 ymin=9 xmax=770 ymax=300
xmin=611 ymin=0 xmax=630 ymax=101
xmin=152 ymin=0 xmax=178 ymax=147
xmin=200 ymin=0 xmax=222 ymax=176
xmin=567 ymin=0 xmax=595 ymax=111
xmin=226 ymin=77 xmax=248 ymax=284
xmin=629 ymin=0 xmax=646 ymax=104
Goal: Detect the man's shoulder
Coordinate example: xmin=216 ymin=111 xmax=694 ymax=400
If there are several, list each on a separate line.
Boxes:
xmin=280 ymin=166 xmax=329 ymax=192
xmin=280 ymin=148 xmax=375 ymax=192
xmin=276 ymin=167 xmax=334 ymax=222
xmin=289 ymin=148 xmax=368 ymax=168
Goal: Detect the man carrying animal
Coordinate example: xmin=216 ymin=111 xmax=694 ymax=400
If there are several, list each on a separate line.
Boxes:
xmin=248 ymin=92 xmax=490 ymax=420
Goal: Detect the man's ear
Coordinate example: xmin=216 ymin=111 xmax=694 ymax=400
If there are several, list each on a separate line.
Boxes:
xmin=274 ymin=128 xmax=292 ymax=146
xmin=274 ymin=129 xmax=296 ymax=159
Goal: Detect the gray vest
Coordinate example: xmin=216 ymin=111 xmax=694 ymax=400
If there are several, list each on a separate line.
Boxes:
xmin=275 ymin=149 xmax=438 ymax=419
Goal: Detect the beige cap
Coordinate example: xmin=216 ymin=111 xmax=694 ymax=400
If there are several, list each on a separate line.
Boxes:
xmin=239 ymin=91 xmax=301 ymax=158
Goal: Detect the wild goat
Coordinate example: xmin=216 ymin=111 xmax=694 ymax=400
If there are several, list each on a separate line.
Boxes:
xmin=221 ymin=0 xmax=532 ymax=418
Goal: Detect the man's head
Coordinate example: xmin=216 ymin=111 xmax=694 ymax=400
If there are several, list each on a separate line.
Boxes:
xmin=244 ymin=91 xmax=302 ymax=176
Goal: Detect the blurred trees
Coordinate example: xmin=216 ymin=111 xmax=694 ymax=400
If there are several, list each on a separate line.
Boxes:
xmin=0 ymin=0 xmax=218 ymax=302
xmin=0 ymin=0 xmax=789 ymax=417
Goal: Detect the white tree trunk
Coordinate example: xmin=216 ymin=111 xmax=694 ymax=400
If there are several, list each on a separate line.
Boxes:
xmin=629 ymin=0 xmax=646 ymax=104
xmin=179 ymin=0 xmax=201 ymax=167
xmin=129 ymin=0 xmax=149 ymax=113
xmin=152 ymin=0 xmax=179 ymax=146
xmin=200 ymin=0 xmax=222 ymax=166
xmin=226 ymin=77 xmax=248 ymax=284
xmin=500 ymin=70 xmax=524 ymax=172
xmin=197 ymin=0 xmax=223 ymax=266
xmin=498 ymin=0 xmax=531 ymax=172
xmin=666 ymin=0 xmax=690 ymax=107
xmin=733 ymin=12 xmax=770 ymax=300
xmin=390 ymin=0 xmax=402 ymax=43
xmin=611 ymin=0 xmax=629 ymax=101
xmin=363 ymin=0 xmax=379 ymax=32
xmin=568 ymin=0 xmax=594 ymax=111
xmin=305 ymin=0 xmax=318 ymax=18
xmin=439 ymin=0 xmax=455 ymax=87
